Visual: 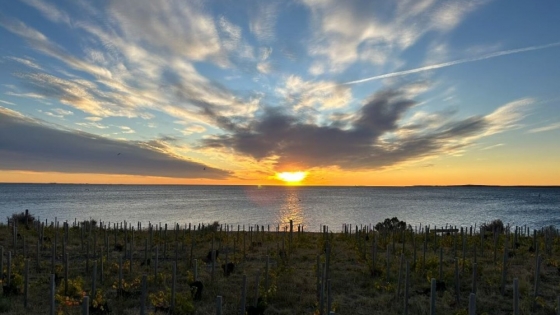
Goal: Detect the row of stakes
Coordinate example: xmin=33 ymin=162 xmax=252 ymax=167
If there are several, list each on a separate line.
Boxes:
xmin=9 ymin=252 xmax=552 ymax=315
xmin=5 ymin=217 xmax=560 ymax=314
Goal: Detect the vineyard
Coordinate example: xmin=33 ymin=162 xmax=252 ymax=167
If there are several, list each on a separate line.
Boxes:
xmin=1 ymin=211 xmax=560 ymax=315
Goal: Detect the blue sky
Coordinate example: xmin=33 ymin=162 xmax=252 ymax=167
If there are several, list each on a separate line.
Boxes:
xmin=1 ymin=0 xmax=559 ymax=185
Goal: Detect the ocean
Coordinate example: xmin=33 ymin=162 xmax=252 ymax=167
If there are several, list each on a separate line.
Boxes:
xmin=0 ymin=184 xmax=559 ymax=231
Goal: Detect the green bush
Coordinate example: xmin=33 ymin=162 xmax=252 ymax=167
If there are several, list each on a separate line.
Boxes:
xmin=375 ymin=217 xmax=407 ymax=231
xmin=481 ymin=219 xmax=505 ymax=234
xmin=9 ymin=209 xmax=35 ymax=225
xmin=200 ymin=221 xmax=220 ymax=232
xmin=80 ymin=219 xmax=98 ymax=228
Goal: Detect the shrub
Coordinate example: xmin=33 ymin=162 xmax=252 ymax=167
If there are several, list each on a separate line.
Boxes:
xmin=80 ymin=219 xmax=97 ymax=228
xmin=149 ymin=289 xmax=195 ymax=315
xmin=481 ymin=219 xmax=505 ymax=234
xmin=9 ymin=210 xmax=35 ymax=225
xmin=90 ymin=289 xmax=109 ymax=312
xmin=200 ymin=221 xmax=220 ymax=232
xmin=374 ymin=217 xmax=407 ymax=231
xmin=55 ymin=277 xmax=85 ymax=310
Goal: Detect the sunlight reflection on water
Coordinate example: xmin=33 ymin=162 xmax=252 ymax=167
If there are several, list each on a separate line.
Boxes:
xmin=278 ymin=189 xmax=304 ymax=227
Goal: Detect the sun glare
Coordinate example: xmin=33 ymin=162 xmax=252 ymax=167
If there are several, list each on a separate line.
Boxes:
xmin=276 ymin=171 xmax=308 ymax=184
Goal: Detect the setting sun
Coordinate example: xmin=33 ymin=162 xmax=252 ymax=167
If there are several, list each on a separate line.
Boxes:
xmin=275 ymin=172 xmax=308 ymax=184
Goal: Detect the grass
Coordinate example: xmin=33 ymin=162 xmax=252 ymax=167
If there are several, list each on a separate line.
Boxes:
xmin=0 ymin=219 xmax=558 ymax=314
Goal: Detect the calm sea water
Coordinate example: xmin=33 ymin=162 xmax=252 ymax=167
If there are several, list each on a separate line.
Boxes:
xmin=0 ymin=184 xmax=559 ymax=231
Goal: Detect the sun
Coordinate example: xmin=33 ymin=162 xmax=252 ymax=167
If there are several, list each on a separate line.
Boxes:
xmin=275 ymin=171 xmax=308 ymax=184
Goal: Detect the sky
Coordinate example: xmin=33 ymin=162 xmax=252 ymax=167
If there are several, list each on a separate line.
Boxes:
xmin=0 ymin=0 xmax=559 ymax=186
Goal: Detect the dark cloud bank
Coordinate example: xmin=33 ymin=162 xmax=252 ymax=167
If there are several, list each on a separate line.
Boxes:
xmin=202 ymin=88 xmax=490 ymax=170
xmin=0 ymin=110 xmax=229 ymax=179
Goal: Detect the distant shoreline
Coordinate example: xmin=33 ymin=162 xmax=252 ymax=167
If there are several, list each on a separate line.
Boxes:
xmin=0 ymin=182 xmax=559 ymax=188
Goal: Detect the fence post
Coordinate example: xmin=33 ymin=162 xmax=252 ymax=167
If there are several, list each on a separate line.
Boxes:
xmin=216 ymin=296 xmax=222 ymax=315
xmin=438 ymin=247 xmax=443 ymax=279
xmin=86 ymin=239 xmax=89 ymax=274
xmin=24 ymin=259 xmax=29 ymax=308
xmin=254 ymin=271 xmax=260 ymax=307
xmin=472 ymin=262 xmax=477 ymax=294
xmin=513 ymin=278 xmax=519 ymax=315
xmin=454 ymin=258 xmax=460 ymax=305
xmin=320 ymin=263 xmax=325 ymax=315
xmin=265 ymin=255 xmax=270 ymax=293
xmin=316 ymin=255 xmax=321 ymax=299
xmin=65 ymin=254 xmax=69 ymax=295
xmin=211 ymin=236 xmax=215 ymax=284
xmin=172 ymin=262 xmax=177 ymax=310
xmin=430 ymin=278 xmax=436 ymax=315
xmin=386 ymin=247 xmax=391 ymax=282
xmin=7 ymin=251 xmax=12 ymax=287
xmin=51 ymin=242 xmax=56 ymax=274
xmin=140 ymin=274 xmax=147 ymax=315
xmin=404 ymin=260 xmax=410 ymax=315
xmin=240 ymin=274 xmax=247 ymax=315
xmin=36 ymin=242 xmax=40 ymax=271
xmin=462 ymin=228 xmax=466 ymax=273
xmin=155 ymin=245 xmax=159 ymax=279
xmin=82 ymin=296 xmax=89 ymax=315
xmin=397 ymin=253 xmax=404 ymax=298
xmin=92 ymin=261 xmax=97 ymax=298
xmin=117 ymin=256 xmax=123 ymax=296
xmin=327 ymin=278 xmax=332 ymax=314
xmin=501 ymin=245 xmax=508 ymax=295
xmin=50 ymin=274 xmax=56 ymax=315
xmin=372 ymin=238 xmax=377 ymax=275
xmin=468 ymin=293 xmax=476 ymax=315
xmin=533 ymin=254 xmax=542 ymax=309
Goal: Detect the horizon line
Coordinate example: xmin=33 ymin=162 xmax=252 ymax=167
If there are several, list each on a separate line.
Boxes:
xmin=1 ymin=182 xmax=559 ymax=188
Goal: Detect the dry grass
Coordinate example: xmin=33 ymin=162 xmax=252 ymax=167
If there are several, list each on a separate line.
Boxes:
xmin=0 ymin=220 xmax=558 ymax=315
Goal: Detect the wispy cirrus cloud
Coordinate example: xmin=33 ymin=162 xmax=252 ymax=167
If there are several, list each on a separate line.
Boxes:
xmin=529 ymin=123 xmax=560 ymax=134
xmin=0 ymin=100 xmax=16 ymax=106
xmin=0 ymin=14 xmax=113 ymax=79
xmin=5 ymin=56 xmax=44 ymax=70
xmin=39 ymin=107 xmax=74 ymax=119
xmin=119 ymin=126 xmax=135 ymax=134
xmin=301 ymin=0 xmax=490 ymax=73
xmin=14 ymin=72 xmax=124 ymax=117
xmin=76 ymin=121 xmax=109 ymax=129
xmin=1 ymin=8 xmax=261 ymax=129
xmin=482 ymin=98 xmax=533 ymax=136
xmin=20 ymin=0 xmax=71 ymax=25
xmin=6 ymin=91 xmax=47 ymax=99
xmin=177 ymin=124 xmax=207 ymax=136
xmin=249 ymin=1 xmax=278 ymax=42
xmin=217 ymin=16 xmax=255 ymax=62
xmin=481 ymin=143 xmax=504 ymax=150
xmin=275 ymin=75 xmax=352 ymax=110
xmin=109 ymin=0 xmax=225 ymax=64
